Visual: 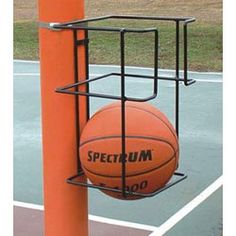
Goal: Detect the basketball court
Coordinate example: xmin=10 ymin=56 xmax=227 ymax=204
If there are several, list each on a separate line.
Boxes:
xmin=14 ymin=60 xmax=222 ymax=235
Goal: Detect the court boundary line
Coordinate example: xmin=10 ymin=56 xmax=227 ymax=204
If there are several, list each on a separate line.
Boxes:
xmin=14 ymin=176 xmax=222 ymax=235
xmin=90 ymin=64 xmax=223 ymax=76
xmin=14 ymin=201 xmax=44 ymax=211
xmin=14 ymin=60 xmax=39 ymax=63
xmin=14 ymin=72 xmax=222 ymax=83
xmin=88 ymin=215 xmax=158 ymax=232
xmin=14 ymin=60 xmax=222 ymax=76
xmin=13 ymin=201 xmax=158 ymax=232
xmin=149 ymin=176 xmax=223 ymax=236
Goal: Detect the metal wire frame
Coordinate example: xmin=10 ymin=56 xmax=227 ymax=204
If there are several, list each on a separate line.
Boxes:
xmin=67 ymin=171 xmax=187 ymax=198
xmin=54 ymin=15 xmax=196 ymax=198
xmin=53 ymin=15 xmax=196 ymax=85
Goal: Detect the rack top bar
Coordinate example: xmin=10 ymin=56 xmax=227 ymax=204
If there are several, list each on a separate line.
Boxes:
xmin=57 ymin=24 xmax=158 ymax=33
xmin=53 ymin=15 xmax=196 ymax=31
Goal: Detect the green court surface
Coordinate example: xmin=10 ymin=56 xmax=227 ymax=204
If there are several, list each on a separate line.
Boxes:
xmin=14 ymin=60 xmax=222 ymax=236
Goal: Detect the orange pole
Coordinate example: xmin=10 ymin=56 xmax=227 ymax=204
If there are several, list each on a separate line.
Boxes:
xmin=38 ymin=1 xmax=88 ymax=236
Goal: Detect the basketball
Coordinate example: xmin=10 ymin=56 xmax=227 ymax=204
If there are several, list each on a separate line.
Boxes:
xmin=79 ymin=101 xmax=179 ymax=200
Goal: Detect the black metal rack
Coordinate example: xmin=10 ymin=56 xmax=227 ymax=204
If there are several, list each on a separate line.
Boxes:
xmin=54 ymin=15 xmax=196 ymax=199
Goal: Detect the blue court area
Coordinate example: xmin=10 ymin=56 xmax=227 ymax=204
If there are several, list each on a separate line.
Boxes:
xmin=14 ymin=60 xmax=222 ymax=235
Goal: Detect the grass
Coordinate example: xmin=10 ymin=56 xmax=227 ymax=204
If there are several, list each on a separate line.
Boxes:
xmin=14 ymin=21 xmax=39 ymax=60
xmin=14 ymin=20 xmax=222 ymax=71
xmin=14 ymin=0 xmax=222 ymax=71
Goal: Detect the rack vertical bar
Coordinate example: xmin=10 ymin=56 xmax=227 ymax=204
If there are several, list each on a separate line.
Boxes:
xmin=175 ymin=21 xmax=180 ymax=137
xmin=73 ymin=30 xmax=82 ymax=172
xmin=120 ymin=29 xmax=127 ymax=198
xmin=184 ymin=24 xmax=188 ymax=85
xmin=154 ymin=30 xmax=159 ymax=94
xmin=85 ymin=29 xmax=90 ymax=120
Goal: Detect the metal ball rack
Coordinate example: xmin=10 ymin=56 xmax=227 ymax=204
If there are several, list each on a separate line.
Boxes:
xmin=53 ymin=15 xmax=196 ymax=199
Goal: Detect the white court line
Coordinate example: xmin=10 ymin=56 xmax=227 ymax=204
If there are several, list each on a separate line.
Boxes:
xmin=89 ymin=64 xmax=223 ymax=76
xmin=14 ymin=59 xmax=39 ymax=63
xmin=149 ymin=176 xmax=223 ymax=236
xmin=192 ymin=79 xmax=222 ymax=83
xmin=14 ymin=201 xmax=44 ymax=211
xmin=13 ymin=72 xmax=222 ymax=83
xmin=14 ymin=176 xmax=222 ymax=235
xmin=14 ymin=60 xmax=222 ymax=76
xmin=13 ymin=201 xmax=158 ymax=232
xmin=88 ymin=215 xmax=158 ymax=232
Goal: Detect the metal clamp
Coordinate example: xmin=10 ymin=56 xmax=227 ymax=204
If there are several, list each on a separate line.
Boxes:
xmin=76 ymin=38 xmax=90 ymax=46
xmin=38 ymin=22 xmax=62 ymax=31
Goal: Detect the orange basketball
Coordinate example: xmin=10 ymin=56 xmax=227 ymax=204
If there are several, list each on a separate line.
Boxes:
xmin=79 ymin=101 xmax=179 ymax=200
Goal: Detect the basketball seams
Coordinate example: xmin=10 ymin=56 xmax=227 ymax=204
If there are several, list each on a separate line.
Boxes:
xmin=80 ymin=135 xmax=178 ymax=171
xmin=127 ymin=105 xmax=178 ymax=145
xmin=79 ymin=135 xmax=177 ymax=153
xmin=82 ymin=152 xmax=176 ymax=178
xmin=88 ymin=103 xmax=178 ymax=147
xmin=80 ymin=135 xmax=178 ymax=177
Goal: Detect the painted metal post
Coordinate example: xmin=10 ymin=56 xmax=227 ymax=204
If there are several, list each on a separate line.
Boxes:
xmin=38 ymin=0 xmax=88 ymax=235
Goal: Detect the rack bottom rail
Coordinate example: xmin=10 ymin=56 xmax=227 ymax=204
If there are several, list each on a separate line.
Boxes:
xmin=67 ymin=171 xmax=187 ymax=198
